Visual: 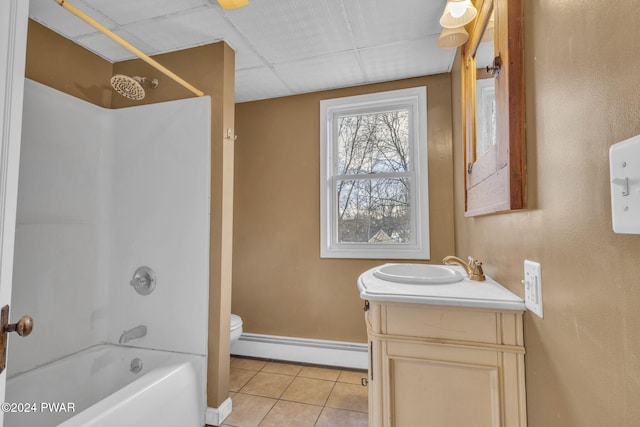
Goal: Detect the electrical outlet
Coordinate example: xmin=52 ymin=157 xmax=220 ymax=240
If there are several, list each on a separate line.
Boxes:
xmin=524 ymin=260 xmax=543 ymax=318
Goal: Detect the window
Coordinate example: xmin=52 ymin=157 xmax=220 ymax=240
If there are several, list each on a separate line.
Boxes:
xmin=320 ymin=87 xmax=429 ymax=259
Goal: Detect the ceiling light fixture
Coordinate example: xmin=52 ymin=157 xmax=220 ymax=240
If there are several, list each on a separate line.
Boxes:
xmin=437 ymin=26 xmax=469 ymax=49
xmin=440 ymin=0 xmax=477 ymax=28
xmin=217 ymin=0 xmax=249 ymax=9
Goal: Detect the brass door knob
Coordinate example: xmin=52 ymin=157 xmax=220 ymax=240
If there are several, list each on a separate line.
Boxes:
xmin=0 ymin=306 xmax=35 ymax=374
xmin=6 ymin=315 xmax=34 ymax=337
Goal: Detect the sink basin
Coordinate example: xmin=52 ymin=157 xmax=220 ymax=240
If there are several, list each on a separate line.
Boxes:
xmin=372 ymin=263 xmax=464 ymax=284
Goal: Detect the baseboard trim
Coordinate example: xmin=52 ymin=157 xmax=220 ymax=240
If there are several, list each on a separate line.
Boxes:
xmin=230 ymin=333 xmax=368 ymax=370
xmin=205 ymin=398 xmax=232 ymax=426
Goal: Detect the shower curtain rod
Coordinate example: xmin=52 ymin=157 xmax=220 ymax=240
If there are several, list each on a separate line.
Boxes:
xmin=54 ymin=0 xmax=204 ymax=97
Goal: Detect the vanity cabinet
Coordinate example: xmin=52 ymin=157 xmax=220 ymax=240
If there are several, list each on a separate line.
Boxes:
xmin=365 ymin=300 xmax=526 ymax=427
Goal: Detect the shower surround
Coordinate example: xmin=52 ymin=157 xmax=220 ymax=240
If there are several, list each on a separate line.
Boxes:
xmin=7 ymin=80 xmax=210 ymax=426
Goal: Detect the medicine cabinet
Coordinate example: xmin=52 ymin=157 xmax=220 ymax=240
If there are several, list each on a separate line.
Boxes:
xmin=461 ymin=0 xmax=525 ymax=216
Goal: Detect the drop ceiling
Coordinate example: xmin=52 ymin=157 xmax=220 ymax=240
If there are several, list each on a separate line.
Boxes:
xmin=29 ymin=0 xmax=455 ymax=103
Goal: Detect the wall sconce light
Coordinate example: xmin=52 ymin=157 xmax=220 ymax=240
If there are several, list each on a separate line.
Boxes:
xmin=437 ymin=26 xmax=469 ymax=49
xmin=440 ymin=0 xmax=477 ymax=28
xmin=217 ymin=0 xmax=249 ymax=9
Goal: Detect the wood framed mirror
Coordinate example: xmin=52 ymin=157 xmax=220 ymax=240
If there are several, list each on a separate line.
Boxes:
xmin=462 ymin=0 xmax=525 ymax=216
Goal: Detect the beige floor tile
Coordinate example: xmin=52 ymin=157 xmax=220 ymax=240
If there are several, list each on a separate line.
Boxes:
xmin=298 ymin=365 xmax=341 ymax=381
xmin=325 ymin=382 xmax=368 ymax=413
xmin=230 ymin=368 xmax=257 ymax=392
xmin=315 ymin=407 xmax=368 ymax=427
xmin=230 ymin=357 xmax=267 ymax=371
xmin=259 ymin=400 xmax=322 ymax=427
xmin=223 ymin=393 xmax=276 ymax=427
xmin=224 ymin=360 xmax=370 ymax=427
xmin=280 ymin=377 xmax=335 ymax=406
xmin=239 ymin=372 xmax=294 ymax=399
xmin=337 ymin=370 xmax=367 ymax=385
xmin=262 ymin=361 xmax=303 ymax=376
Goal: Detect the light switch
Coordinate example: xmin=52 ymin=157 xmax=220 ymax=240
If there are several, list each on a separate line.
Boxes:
xmin=524 ymin=260 xmax=543 ymax=318
xmin=610 ymin=134 xmax=640 ymax=234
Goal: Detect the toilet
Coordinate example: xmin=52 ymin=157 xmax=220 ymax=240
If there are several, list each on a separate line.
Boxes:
xmin=230 ymin=313 xmax=243 ymax=346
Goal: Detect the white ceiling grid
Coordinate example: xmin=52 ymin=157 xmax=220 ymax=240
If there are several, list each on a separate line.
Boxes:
xmin=28 ymin=0 xmax=455 ymax=102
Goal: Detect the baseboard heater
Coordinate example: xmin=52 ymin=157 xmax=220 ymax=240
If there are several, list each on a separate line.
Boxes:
xmin=231 ymin=333 xmax=368 ymax=370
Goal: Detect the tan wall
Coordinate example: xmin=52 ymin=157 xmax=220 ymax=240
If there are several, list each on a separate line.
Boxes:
xmin=24 ymin=23 xmax=235 ymax=408
xmin=233 ymin=75 xmax=455 ymax=343
xmin=452 ymin=1 xmax=640 ymax=426
xmin=25 ymin=20 xmax=112 ymax=107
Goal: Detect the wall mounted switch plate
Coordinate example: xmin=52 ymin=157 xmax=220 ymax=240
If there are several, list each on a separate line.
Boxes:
xmin=524 ymin=260 xmax=543 ymax=318
xmin=610 ymin=134 xmax=640 ymax=233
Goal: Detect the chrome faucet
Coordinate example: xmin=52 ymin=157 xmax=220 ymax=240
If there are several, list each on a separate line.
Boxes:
xmin=119 ymin=325 xmax=147 ymax=344
xmin=443 ymin=256 xmax=486 ymax=281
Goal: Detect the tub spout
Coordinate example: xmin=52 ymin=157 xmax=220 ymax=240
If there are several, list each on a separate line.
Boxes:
xmin=119 ymin=325 xmax=147 ymax=344
xmin=442 ymin=255 xmax=486 ymax=281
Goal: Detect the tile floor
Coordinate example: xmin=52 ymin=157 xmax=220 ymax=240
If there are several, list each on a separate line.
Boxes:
xmin=220 ymin=356 xmax=368 ymax=427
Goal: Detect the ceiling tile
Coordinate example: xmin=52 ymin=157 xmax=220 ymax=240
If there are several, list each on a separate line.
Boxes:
xmin=29 ymin=0 xmax=116 ymax=38
xmin=74 ymin=29 xmax=157 ymax=63
xmin=82 ymin=0 xmax=208 ymax=26
xmin=235 ymin=67 xmax=292 ymax=103
xmin=224 ymin=34 xmax=265 ymax=71
xmin=273 ymin=51 xmax=365 ymax=95
xmin=345 ymin=0 xmax=445 ymax=48
xmin=124 ymin=6 xmax=228 ymax=54
xmin=359 ymin=36 xmax=455 ymax=83
xmin=223 ymin=0 xmax=353 ymax=63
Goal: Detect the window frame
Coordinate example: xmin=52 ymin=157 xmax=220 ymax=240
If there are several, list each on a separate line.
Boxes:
xmin=320 ymin=87 xmax=430 ymax=259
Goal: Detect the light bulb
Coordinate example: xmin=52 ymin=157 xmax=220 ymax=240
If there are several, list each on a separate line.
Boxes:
xmin=440 ymin=0 xmax=477 ymax=29
xmin=449 ymin=1 xmax=468 ymax=18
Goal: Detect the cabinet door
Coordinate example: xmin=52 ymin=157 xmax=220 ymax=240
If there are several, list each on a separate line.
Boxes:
xmin=384 ymin=341 xmax=502 ymax=427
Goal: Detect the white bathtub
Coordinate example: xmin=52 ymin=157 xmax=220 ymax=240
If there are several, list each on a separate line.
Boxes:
xmin=5 ymin=344 xmax=206 ymax=427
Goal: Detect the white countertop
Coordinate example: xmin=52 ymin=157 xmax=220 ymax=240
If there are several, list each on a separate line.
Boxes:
xmin=358 ymin=264 xmax=525 ymax=311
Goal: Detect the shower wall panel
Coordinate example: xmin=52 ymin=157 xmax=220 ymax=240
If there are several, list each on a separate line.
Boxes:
xmin=11 ymin=80 xmax=111 ymax=374
xmin=10 ymin=80 xmax=210 ymax=375
xmin=108 ymin=97 xmax=211 ymax=356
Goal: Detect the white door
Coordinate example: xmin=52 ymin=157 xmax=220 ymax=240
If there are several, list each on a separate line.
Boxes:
xmin=0 ymin=1 xmax=29 ymax=424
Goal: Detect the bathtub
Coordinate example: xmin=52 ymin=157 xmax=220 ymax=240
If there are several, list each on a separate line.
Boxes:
xmin=5 ymin=344 xmax=206 ymax=427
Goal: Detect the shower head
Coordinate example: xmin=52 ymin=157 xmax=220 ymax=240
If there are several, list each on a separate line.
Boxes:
xmin=110 ymin=74 xmax=145 ymax=100
xmin=110 ymin=74 xmax=158 ymax=100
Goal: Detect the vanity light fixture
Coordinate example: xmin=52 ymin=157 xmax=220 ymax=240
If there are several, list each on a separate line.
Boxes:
xmin=440 ymin=0 xmax=478 ymax=28
xmin=437 ymin=26 xmax=469 ymax=49
xmin=217 ymin=0 xmax=249 ymax=9
xmin=437 ymin=0 xmax=478 ymax=49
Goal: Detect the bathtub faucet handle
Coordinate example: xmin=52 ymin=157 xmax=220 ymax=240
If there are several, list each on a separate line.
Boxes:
xmin=130 ymin=266 xmax=156 ymax=295
xmin=130 ymin=276 xmax=149 ymax=287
